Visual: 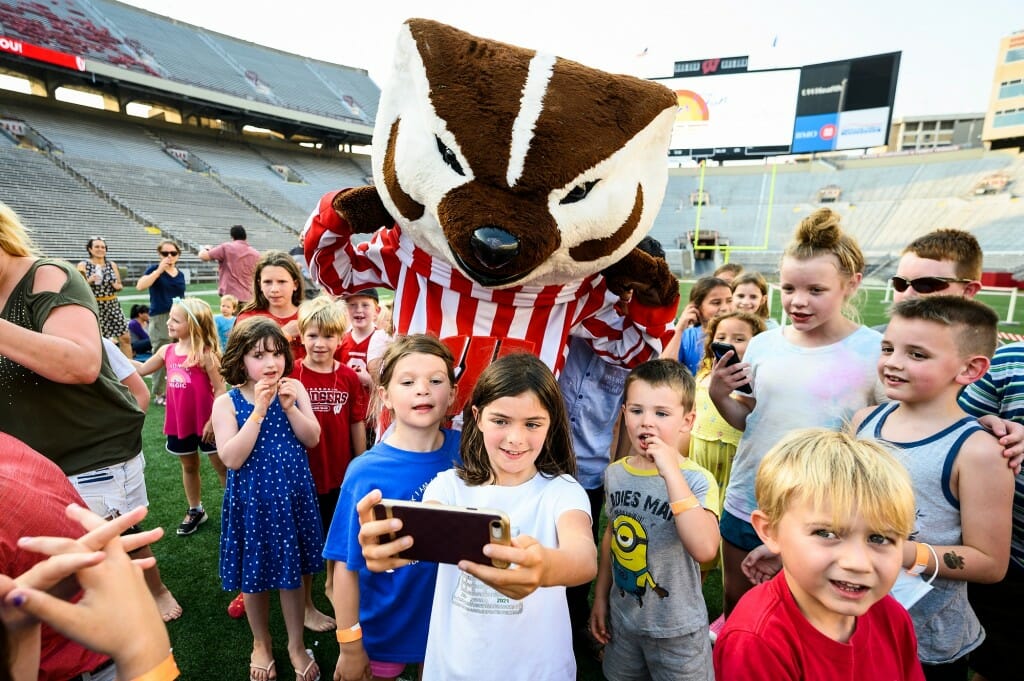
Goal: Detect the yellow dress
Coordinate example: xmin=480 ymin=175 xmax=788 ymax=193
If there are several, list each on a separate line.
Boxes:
xmin=689 ymin=369 xmax=743 ymax=572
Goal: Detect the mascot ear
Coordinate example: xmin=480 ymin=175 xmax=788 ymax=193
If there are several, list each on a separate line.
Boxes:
xmin=601 ymin=249 xmax=680 ymax=308
xmin=332 ymin=186 xmax=395 ymax=234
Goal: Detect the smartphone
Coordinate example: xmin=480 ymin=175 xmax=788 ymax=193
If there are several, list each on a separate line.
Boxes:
xmin=372 ymin=500 xmax=512 ymax=568
xmin=710 ymin=342 xmax=752 ymax=394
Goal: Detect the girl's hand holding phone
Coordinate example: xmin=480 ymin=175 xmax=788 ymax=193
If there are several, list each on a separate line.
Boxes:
xmin=355 ymin=489 xmax=415 ymax=572
xmin=458 ymin=535 xmax=547 ymax=601
xmin=708 ymin=349 xmax=751 ymax=400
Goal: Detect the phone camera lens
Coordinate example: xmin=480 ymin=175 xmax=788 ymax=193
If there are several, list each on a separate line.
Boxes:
xmin=490 ymin=521 xmax=502 ymax=538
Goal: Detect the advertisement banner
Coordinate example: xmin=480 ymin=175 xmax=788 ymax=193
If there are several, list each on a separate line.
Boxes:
xmin=0 ymin=35 xmax=85 ymax=72
xmin=835 ymin=107 xmax=890 ymax=150
xmin=791 ymin=113 xmax=839 ymax=153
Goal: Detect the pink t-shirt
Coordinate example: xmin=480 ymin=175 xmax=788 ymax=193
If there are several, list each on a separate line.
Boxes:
xmin=208 ymin=239 xmax=260 ymax=302
xmin=164 ymin=344 xmax=216 ymax=438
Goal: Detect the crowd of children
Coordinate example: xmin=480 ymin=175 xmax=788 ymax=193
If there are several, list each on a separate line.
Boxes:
xmin=4 ymin=198 xmax=1024 ymax=681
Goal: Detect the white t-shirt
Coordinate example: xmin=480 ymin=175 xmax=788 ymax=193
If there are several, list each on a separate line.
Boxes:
xmin=723 ymin=325 xmax=882 ymax=523
xmin=422 ymin=470 xmax=590 ymax=681
xmin=102 ymin=338 xmax=135 ymax=382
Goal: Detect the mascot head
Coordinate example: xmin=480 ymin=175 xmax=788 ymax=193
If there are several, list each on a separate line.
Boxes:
xmin=372 ymin=19 xmax=676 ymax=288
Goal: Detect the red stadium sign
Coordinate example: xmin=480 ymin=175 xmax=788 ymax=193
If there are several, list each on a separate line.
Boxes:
xmin=0 ymin=35 xmax=85 ymax=72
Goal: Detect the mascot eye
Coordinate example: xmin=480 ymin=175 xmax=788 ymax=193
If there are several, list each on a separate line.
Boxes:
xmin=559 ymin=180 xmax=599 ymax=205
xmin=435 ymin=137 xmax=465 ymax=176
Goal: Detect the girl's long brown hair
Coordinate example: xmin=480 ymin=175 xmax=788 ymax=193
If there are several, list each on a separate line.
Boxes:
xmin=457 ymin=353 xmax=576 ymax=486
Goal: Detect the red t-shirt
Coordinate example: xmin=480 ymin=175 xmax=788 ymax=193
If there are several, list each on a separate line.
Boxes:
xmin=294 ymin=362 xmax=367 ymax=493
xmin=235 ymin=308 xmax=305 ymax=364
xmin=714 ymin=571 xmax=924 ymax=681
xmin=0 ymin=433 xmax=110 ymax=680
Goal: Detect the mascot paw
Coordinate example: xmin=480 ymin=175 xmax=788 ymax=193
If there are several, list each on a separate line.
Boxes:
xmin=601 ymin=248 xmax=680 ymax=309
xmin=332 ymin=186 xmax=394 ymax=234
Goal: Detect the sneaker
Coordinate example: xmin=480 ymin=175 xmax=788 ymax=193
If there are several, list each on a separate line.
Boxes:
xmin=227 ymin=592 xmax=246 ymax=618
xmin=176 ymin=508 xmax=208 ymax=536
xmin=708 ymin=614 xmax=726 ymax=644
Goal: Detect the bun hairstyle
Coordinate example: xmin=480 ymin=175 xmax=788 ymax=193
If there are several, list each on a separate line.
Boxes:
xmin=784 ymin=208 xmax=864 ymax=280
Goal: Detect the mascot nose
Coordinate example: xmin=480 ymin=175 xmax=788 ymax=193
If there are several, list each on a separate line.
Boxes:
xmin=470 ymin=227 xmax=520 ymax=271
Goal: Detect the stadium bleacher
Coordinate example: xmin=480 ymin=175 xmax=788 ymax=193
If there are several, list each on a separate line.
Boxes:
xmin=0 ymin=93 xmax=374 ymax=278
xmin=654 ymin=148 xmax=1024 ymax=276
xmin=0 ymin=0 xmax=379 ymax=125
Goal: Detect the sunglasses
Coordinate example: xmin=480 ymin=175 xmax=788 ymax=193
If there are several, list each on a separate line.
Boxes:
xmin=890 ymin=275 xmax=972 ymax=294
xmin=160 ymin=250 xmax=180 ymax=257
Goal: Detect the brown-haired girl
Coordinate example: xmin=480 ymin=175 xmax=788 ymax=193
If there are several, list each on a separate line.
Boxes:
xmin=357 ymin=352 xmax=597 ymax=680
xmin=661 ymin=276 xmax=733 ymax=374
xmin=324 ymin=334 xmax=460 ymax=681
xmin=211 ymin=317 xmax=323 ymax=681
xmin=236 ymin=250 xmax=307 ymax=362
xmin=731 ymin=271 xmax=779 ymax=330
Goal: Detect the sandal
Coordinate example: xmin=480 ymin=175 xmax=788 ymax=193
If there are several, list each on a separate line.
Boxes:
xmin=294 ymin=649 xmax=319 ymax=681
xmin=249 ymin=659 xmax=276 ymax=681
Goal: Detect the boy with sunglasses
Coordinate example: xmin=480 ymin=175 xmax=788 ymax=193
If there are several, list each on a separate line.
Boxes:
xmin=887 ymin=229 xmax=983 ymax=309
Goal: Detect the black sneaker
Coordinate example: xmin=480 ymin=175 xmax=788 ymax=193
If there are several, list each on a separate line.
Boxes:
xmin=177 ymin=508 xmax=208 ymax=536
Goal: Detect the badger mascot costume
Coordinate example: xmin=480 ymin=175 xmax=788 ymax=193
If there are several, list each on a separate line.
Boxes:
xmin=304 ymin=18 xmax=680 ymax=413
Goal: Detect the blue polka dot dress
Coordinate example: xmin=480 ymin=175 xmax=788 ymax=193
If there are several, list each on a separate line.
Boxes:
xmin=220 ymin=389 xmax=324 ymax=593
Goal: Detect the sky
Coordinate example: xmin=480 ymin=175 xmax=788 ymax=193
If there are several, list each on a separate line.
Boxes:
xmin=118 ymin=0 xmax=1022 ymax=119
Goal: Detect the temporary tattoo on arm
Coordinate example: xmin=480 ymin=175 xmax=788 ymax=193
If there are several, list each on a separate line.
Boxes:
xmin=943 ymin=550 xmax=965 ymax=570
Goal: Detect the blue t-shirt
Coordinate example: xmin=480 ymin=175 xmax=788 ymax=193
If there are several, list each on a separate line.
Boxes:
xmin=143 ymin=265 xmax=186 ymax=315
xmin=215 ymin=315 xmax=235 ymax=350
xmin=323 ymin=429 xmax=461 ymax=663
xmin=677 ymin=325 xmax=706 ymax=376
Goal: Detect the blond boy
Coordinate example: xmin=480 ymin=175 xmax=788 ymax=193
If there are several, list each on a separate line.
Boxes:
xmin=714 ymin=428 xmax=924 ymax=681
xmin=295 ymin=296 xmax=368 ymax=632
xmin=852 ymin=296 xmax=1014 ymax=677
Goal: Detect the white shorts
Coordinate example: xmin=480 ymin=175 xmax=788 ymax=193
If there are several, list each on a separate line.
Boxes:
xmin=68 ymin=453 xmax=149 ymax=520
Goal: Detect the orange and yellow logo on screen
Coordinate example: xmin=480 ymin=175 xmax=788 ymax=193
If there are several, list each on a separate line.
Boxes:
xmin=675 ymin=90 xmax=709 ymax=122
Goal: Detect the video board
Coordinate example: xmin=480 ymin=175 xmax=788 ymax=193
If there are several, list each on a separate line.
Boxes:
xmin=791 ymin=52 xmax=901 ymax=153
xmin=658 ymin=69 xmax=801 ymax=159
xmin=655 ymin=51 xmax=900 ymax=159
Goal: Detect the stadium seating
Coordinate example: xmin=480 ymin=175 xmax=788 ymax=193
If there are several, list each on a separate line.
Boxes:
xmin=0 ymin=94 xmax=374 ymax=277
xmin=0 ymin=0 xmax=380 ymax=125
xmin=657 ymin=149 xmax=1024 ymax=275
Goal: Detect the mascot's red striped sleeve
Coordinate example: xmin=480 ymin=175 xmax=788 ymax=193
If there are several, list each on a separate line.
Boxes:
xmin=304 ymin=191 xmax=675 ymax=414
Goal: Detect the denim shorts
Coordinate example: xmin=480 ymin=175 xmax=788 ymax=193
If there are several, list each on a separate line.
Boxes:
xmin=69 ymin=453 xmax=148 ymax=520
xmin=719 ymin=510 xmax=763 ymax=552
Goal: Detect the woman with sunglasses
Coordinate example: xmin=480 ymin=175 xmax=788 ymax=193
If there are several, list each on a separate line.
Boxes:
xmin=136 ymin=240 xmax=186 ymax=406
xmin=77 ymin=237 xmax=131 ymax=359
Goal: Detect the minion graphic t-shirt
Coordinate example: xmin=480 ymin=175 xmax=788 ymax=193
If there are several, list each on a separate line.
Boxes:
xmin=604 ymin=457 xmax=719 ymax=637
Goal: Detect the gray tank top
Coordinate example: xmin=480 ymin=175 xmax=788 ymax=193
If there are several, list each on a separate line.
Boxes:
xmin=858 ymin=402 xmax=985 ymax=664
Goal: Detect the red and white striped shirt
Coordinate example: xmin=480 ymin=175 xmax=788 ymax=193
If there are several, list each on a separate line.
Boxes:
xmin=304 ymin=191 xmax=675 ymax=413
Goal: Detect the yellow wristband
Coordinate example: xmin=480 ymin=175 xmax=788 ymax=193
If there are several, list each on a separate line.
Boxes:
xmin=337 ymin=623 xmax=363 ymax=643
xmin=907 ymin=541 xmax=930 ymax=576
xmin=130 ymin=653 xmax=179 ymax=681
xmin=670 ymin=496 xmax=701 ymax=516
